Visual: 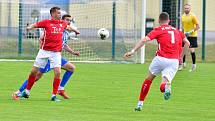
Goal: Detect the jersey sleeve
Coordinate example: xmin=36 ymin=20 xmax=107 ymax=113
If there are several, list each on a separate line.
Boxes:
xmin=146 ymin=29 xmax=159 ymax=40
xmin=35 ymin=20 xmax=48 ymax=28
xmin=192 ymin=14 xmax=199 ymax=25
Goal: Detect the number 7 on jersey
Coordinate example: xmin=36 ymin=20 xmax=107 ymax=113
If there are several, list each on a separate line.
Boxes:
xmin=168 ymin=31 xmax=175 ymax=44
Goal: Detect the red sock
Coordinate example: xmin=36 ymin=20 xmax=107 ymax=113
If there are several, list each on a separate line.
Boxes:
xmin=52 ymin=78 xmax=61 ymax=95
xmin=26 ymin=75 xmax=36 ymax=90
xmin=139 ymin=79 xmax=152 ymax=101
xmin=160 ymin=82 xmax=166 ymax=93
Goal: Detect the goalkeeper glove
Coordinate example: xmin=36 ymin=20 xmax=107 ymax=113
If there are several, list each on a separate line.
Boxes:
xmin=185 ymin=30 xmax=194 ymax=37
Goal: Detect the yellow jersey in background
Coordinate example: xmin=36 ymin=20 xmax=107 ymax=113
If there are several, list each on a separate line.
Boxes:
xmin=182 ymin=12 xmax=199 ymax=37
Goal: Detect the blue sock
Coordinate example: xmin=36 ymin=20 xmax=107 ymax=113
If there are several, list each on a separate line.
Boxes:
xmin=19 ymin=80 xmax=28 ymax=92
xmin=60 ymin=71 xmax=73 ymax=88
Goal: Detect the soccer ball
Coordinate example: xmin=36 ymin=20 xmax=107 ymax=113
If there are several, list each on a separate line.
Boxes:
xmin=97 ymin=28 xmax=110 ymax=40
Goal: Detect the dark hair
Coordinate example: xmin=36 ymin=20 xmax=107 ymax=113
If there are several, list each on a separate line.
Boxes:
xmin=62 ymin=14 xmax=71 ymax=20
xmin=50 ymin=6 xmax=60 ymax=15
xmin=159 ymin=12 xmax=169 ymax=22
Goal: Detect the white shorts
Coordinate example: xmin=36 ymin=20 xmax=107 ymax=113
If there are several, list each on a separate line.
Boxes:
xmin=149 ymin=56 xmax=179 ymax=82
xmin=34 ymin=49 xmax=61 ymax=69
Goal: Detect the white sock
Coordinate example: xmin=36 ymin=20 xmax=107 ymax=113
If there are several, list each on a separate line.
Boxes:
xmin=58 ymin=86 xmax=64 ymax=91
xmin=137 ymin=101 xmax=143 ymax=106
xmin=25 ymin=90 xmax=30 ymax=95
xmin=52 ymin=94 xmax=56 ymax=97
xmin=15 ymin=90 xmax=21 ymax=94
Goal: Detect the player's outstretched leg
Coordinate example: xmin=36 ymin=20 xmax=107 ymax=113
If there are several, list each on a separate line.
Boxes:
xmin=22 ymin=66 xmax=40 ymax=98
xmin=135 ymin=79 xmax=152 ymax=111
xmin=58 ymin=62 xmax=75 ymax=99
xmin=16 ymin=74 xmax=36 ymax=99
xmin=58 ymin=71 xmax=73 ymax=99
xmin=12 ymin=71 xmax=44 ymax=100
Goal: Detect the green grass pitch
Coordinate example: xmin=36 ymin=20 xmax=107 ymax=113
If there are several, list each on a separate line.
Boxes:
xmin=0 ymin=62 xmax=214 ymax=121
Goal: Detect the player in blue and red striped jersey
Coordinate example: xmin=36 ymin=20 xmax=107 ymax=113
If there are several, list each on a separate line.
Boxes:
xmin=13 ymin=8 xmax=80 ymax=102
xmin=124 ymin=12 xmax=190 ymax=111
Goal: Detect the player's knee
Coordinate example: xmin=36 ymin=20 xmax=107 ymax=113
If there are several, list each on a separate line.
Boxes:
xmin=190 ymin=48 xmax=195 ymax=53
xmin=54 ymin=69 xmax=61 ymax=78
xmin=145 ymin=71 xmax=156 ymax=81
xmin=145 ymin=75 xmax=155 ymax=81
xmin=190 ymin=51 xmax=195 ymax=54
xmin=30 ymin=67 xmax=39 ymax=76
xmin=54 ymin=72 xmax=61 ymax=78
xmin=30 ymin=71 xmax=37 ymax=76
xmin=65 ymin=63 xmax=76 ymax=72
xmin=71 ymin=65 xmax=76 ymax=72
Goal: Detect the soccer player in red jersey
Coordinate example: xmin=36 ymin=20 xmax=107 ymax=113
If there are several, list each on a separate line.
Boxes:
xmin=12 ymin=14 xmax=80 ymax=101
xmin=21 ymin=7 xmax=79 ymax=101
xmin=124 ymin=12 xmax=190 ymax=111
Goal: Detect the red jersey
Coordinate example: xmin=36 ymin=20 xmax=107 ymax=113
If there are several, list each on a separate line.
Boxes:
xmin=147 ymin=24 xmax=185 ymax=59
xmin=35 ymin=19 xmax=67 ymax=52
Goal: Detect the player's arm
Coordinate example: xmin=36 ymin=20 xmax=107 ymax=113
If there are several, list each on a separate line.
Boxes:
xmin=26 ymin=23 xmax=37 ymax=31
xmin=63 ymin=44 xmax=80 ymax=56
xmin=193 ymin=23 xmax=200 ymax=32
xmin=181 ymin=37 xmax=190 ymax=58
xmin=188 ymin=23 xmax=200 ymax=33
xmin=193 ymin=15 xmax=200 ymax=31
xmin=66 ymin=25 xmax=80 ymax=35
xmin=180 ymin=37 xmax=190 ymax=58
xmin=123 ymin=36 xmax=151 ymax=59
xmin=183 ymin=37 xmax=190 ymax=48
xmin=26 ymin=20 xmax=47 ymax=31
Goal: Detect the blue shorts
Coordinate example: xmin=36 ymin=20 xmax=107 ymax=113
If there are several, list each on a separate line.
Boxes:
xmin=39 ymin=58 xmax=68 ymax=73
